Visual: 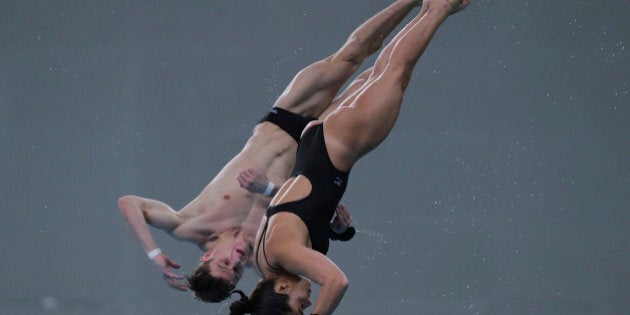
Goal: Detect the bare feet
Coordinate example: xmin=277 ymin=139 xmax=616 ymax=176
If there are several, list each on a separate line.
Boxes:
xmin=424 ymin=0 xmax=470 ymax=15
xmin=448 ymin=0 xmax=470 ymax=14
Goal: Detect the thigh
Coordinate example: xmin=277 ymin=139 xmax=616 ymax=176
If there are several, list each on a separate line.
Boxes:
xmin=273 ymin=59 xmax=357 ymax=117
xmin=323 ymin=73 xmax=405 ymax=170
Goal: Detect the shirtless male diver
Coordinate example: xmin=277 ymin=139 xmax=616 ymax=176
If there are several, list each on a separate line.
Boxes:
xmin=118 ymin=0 xmax=423 ymax=303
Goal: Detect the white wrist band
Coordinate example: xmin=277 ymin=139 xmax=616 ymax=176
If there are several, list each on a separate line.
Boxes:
xmin=147 ymin=248 xmax=162 ymax=260
xmin=263 ymin=182 xmax=275 ymax=196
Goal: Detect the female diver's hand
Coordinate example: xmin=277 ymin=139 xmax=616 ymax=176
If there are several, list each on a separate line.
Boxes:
xmin=151 ymin=253 xmax=189 ymax=291
xmin=330 ymin=204 xmax=352 ymax=234
xmin=237 ymin=168 xmax=270 ymax=194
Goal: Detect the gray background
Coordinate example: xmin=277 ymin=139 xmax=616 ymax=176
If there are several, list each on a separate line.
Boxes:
xmin=1 ymin=0 xmax=629 ymax=314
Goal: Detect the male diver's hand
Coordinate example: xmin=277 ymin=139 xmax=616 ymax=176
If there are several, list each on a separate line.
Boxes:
xmin=238 ymin=168 xmax=270 ymax=194
xmin=151 ymin=253 xmax=189 ymax=291
xmin=330 ymin=204 xmax=352 ymax=234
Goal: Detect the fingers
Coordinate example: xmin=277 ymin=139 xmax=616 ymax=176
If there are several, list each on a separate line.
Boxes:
xmin=237 ymin=170 xmax=253 ymax=187
xmin=160 ymin=272 xmax=188 ymax=291
xmin=237 ymin=176 xmax=246 ymax=187
xmin=166 ymin=278 xmax=189 ymax=291
xmin=164 ymin=270 xmax=186 ymax=280
xmin=161 ymin=255 xmax=181 ymax=269
xmin=167 ymin=260 xmax=181 ymax=269
xmin=170 ymin=284 xmax=189 ymax=291
xmin=336 ymin=204 xmax=352 ymax=226
xmin=237 ymin=168 xmax=265 ymax=189
xmin=163 ymin=270 xmax=188 ymax=291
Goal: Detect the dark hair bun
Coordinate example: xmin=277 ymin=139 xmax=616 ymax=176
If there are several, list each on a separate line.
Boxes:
xmin=229 ymin=290 xmax=253 ymax=315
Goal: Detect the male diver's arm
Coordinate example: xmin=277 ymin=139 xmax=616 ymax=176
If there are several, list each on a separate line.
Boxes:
xmin=117 ymin=196 xmax=189 ymax=291
xmin=272 ymin=245 xmax=348 ymax=315
xmin=237 ymin=168 xmax=280 ymax=197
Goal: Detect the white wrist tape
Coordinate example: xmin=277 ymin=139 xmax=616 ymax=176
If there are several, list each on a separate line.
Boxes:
xmin=147 ymin=248 xmax=162 ymax=260
xmin=263 ymin=182 xmax=275 ymax=196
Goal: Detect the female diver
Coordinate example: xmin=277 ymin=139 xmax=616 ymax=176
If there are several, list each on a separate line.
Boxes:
xmin=232 ymin=1 xmax=471 ymax=314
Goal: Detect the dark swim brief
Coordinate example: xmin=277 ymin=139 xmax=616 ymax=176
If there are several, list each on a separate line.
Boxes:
xmin=258 ymin=107 xmax=317 ymax=143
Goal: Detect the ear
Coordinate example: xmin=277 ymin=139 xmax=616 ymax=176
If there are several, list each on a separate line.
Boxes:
xmin=199 ymin=250 xmax=213 ymax=262
xmin=274 ymin=279 xmax=290 ymax=294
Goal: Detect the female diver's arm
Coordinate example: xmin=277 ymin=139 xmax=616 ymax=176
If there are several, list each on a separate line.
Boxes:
xmin=272 ymin=245 xmax=349 ymax=315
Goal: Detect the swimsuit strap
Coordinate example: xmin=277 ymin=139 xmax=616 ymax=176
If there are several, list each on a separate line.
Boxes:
xmin=255 ymin=220 xmax=282 ymax=274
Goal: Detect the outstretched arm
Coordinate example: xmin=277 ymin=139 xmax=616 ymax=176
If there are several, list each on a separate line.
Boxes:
xmin=118 ymin=195 xmax=189 ymax=291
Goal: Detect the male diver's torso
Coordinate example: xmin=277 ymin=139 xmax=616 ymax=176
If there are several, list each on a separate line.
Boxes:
xmin=175 ymin=108 xmax=316 ymax=243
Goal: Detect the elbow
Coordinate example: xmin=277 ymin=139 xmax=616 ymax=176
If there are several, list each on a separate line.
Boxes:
xmin=117 ymin=195 xmax=137 ymax=216
xmin=339 ymin=274 xmax=349 ymax=291
xmin=336 ymin=275 xmax=349 ymax=295
xmin=337 ymin=37 xmax=368 ymax=66
xmin=346 ymin=35 xmax=382 ymax=60
xmin=326 ymin=271 xmax=349 ymax=292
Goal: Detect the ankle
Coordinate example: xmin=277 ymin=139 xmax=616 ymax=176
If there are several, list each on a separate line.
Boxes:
xmin=432 ymin=1 xmax=459 ymax=16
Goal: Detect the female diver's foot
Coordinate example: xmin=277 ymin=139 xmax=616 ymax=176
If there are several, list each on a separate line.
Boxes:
xmin=425 ymin=0 xmax=470 ymax=15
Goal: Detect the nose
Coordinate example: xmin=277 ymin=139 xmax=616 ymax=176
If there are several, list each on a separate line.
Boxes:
xmin=235 ymin=248 xmax=246 ymax=258
xmin=220 ymin=257 xmax=231 ymax=266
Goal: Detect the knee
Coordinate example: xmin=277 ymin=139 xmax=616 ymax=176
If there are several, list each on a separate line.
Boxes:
xmin=348 ymin=32 xmax=385 ymax=58
xmin=335 ymin=38 xmax=372 ymax=66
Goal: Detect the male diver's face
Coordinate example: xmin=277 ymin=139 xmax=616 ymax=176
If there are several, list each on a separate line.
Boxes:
xmin=282 ymin=277 xmax=313 ymax=315
xmin=199 ymin=239 xmax=248 ymax=283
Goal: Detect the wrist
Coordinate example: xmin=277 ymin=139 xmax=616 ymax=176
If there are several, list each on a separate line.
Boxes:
xmin=262 ymin=182 xmax=275 ymax=196
xmin=329 ymin=226 xmax=356 ymax=241
xmin=147 ymin=248 xmax=161 ymax=260
xmin=425 ymin=1 xmax=453 ymax=17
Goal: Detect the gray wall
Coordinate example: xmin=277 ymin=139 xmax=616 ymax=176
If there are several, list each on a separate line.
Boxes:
xmin=1 ymin=0 xmax=628 ymax=314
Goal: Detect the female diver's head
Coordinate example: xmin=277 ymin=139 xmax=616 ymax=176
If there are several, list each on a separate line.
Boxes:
xmin=230 ymin=274 xmax=312 ymax=315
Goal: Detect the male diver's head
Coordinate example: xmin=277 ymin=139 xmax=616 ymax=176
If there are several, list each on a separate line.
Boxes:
xmin=188 ymin=229 xmax=250 ymax=302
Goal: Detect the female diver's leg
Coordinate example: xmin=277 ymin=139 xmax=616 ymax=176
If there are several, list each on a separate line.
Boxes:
xmin=273 ymin=0 xmax=420 ymax=118
xmin=324 ymin=0 xmax=470 ymax=171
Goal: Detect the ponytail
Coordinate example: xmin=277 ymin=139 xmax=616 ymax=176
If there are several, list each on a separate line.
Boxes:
xmin=229 ymin=290 xmax=254 ymax=314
